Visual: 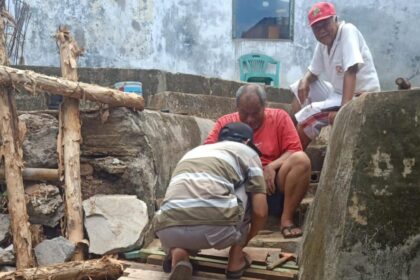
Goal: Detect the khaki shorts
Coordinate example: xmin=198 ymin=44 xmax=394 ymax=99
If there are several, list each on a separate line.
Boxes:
xmin=156 ymin=186 xmax=251 ymax=254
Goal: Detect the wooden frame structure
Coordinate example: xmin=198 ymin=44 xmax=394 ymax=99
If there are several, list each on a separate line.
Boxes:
xmin=0 ymin=20 xmax=144 ymax=269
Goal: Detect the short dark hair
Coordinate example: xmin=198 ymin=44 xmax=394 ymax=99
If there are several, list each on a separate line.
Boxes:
xmin=235 ymin=84 xmax=267 ymax=107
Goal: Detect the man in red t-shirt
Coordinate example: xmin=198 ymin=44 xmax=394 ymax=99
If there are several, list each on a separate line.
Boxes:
xmin=205 ymin=84 xmax=311 ymax=238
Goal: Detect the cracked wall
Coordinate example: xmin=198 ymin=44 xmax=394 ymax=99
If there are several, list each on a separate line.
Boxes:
xmin=22 ymin=0 xmax=420 ymax=90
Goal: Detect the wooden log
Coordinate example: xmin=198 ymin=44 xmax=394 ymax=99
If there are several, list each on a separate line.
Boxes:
xmin=0 ymin=8 xmax=34 ymax=269
xmin=55 ymin=26 xmax=84 ymax=261
xmin=0 ymin=167 xmax=59 ymax=181
xmin=0 ymin=257 xmax=124 ymax=280
xmin=0 ymin=65 xmax=144 ymax=110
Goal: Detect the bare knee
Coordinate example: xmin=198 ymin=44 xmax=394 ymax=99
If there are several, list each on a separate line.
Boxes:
xmin=287 ymin=151 xmax=311 ymax=172
xmin=277 ymin=152 xmax=311 ymax=189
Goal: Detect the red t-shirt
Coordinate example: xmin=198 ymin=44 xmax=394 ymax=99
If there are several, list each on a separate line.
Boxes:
xmin=204 ymin=108 xmax=302 ymax=166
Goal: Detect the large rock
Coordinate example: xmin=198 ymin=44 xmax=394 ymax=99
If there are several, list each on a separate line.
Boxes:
xmin=0 ymin=245 xmax=15 ymax=265
xmin=81 ymin=108 xmax=214 ymax=202
xmin=25 ymin=184 xmax=64 ymax=228
xmin=83 ymin=195 xmax=148 ymax=255
xmin=34 ymin=237 xmax=75 ymax=266
xmin=300 ymin=90 xmax=420 ymax=280
xmin=19 ymin=113 xmax=58 ymax=168
xmin=20 ymin=108 xmax=214 ymax=218
xmin=147 ymin=91 xmax=292 ymax=120
xmin=0 ymin=214 xmax=10 ymax=243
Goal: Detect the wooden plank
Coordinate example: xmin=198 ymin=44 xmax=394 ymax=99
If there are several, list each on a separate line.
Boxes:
xmin=146 ymin=255 xmax=297 ymax=280
xmin=126 ymin=247 xmax=298 ymax=270
xmin=121 ymin=263 xmax=261 ymax=280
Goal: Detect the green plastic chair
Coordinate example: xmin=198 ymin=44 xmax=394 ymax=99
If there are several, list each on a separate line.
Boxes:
xmin=239 ymin=53 xmax=280 ymax=87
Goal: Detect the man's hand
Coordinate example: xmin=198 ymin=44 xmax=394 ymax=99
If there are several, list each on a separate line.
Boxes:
xmin=328 ymin=111 xmax=337 ymax=125
xmin=263 ymin=164 xmax=276 ymax=195
xmin=297 ymin=79 xmax=310 ymax=104
xmin=297 ymin=71 xmax=317 ymax=105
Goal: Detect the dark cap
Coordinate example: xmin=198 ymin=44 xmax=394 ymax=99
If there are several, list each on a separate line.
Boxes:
xmin=218 ymin=122 xmax=262 ymax=156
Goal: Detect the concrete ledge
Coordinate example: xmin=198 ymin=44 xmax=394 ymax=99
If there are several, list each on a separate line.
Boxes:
xmin=147 ymin=91 xmax=292 ymax=120
xmin=14 ymin=66 xmax=295 ymax=111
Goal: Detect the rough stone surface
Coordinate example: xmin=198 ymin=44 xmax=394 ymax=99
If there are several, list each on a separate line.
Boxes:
xmin=25 ymin=184 xmax=64 ymax=228
xmin=18 ymin=108 xmax=213 ymax=220
xmin=83 ymin=195 xmax=148 ymax=255
xmin=0 ymin=214 xmax=10 ymax=243
xmin=0 ymin=245 xmax=15 ymax=265
xmin=81 ymin=108 xmax=214 ymax=202
xmin=34 ymin=237 xmax=75 ymax=266
xmin=300 ymin=90 xmax=420 ymax=280
xmin=19 ymin=113 xmax=59 ymax=168
xmin=0 ymin=266 xmax=16 ymax=272
xmin=147 ymin=91 xmax=292 ymax=120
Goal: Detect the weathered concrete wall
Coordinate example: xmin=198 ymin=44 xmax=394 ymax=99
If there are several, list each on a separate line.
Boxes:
xmin=299 ymin=90 xmax=420 ymax=280
xmin=21 ymin=1 xmax=420 ymax=90
xmin=14 ymin=66 xmax=295 ymax=111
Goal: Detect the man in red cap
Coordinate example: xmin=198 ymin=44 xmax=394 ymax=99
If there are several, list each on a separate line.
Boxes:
xmin=291 ymin=2 xmax=380 ymax=148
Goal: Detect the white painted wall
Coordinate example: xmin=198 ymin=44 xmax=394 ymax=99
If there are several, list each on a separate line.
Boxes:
xmin=22 ymin=0 xmax=420 ymax=90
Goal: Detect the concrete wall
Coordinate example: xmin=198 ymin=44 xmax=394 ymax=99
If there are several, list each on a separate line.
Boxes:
xmin=300 ymin=89 xmax=420 ymax=280
xmin=21 ymin=0 xmax=420 ymax=90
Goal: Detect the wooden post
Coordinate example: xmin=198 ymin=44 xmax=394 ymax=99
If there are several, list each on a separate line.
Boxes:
xmin=55 ymin=26 xmax=84 ymax=261
xmin=0 ymin=8 xmax=34 ymax=268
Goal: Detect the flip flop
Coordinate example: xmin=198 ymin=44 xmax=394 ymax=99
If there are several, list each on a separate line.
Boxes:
xmin=281 ymin=224 xmax=303 ymax=239
xmin=169 ymin=260 xmax=193 ymax=280
xmin=162 ymin=253 xmax=172 ymax=273
xmin=225 ymin=253 xmax=252 ymax=279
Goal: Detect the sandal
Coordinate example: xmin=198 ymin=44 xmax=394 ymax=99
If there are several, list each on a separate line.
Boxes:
xmin=169 ymin=260 xmax=193 ymax=280
xmin=281 ymin=224 xmax=303 ymax=239
xmin=225 ymin=253 xmax=252 ymax=279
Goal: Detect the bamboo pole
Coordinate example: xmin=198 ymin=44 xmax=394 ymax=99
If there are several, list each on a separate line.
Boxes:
xmin=0 ymin=65 xmax=144 ymax=109
xmin=0 ymin=167 xmax=59 ymax=181
xmin=55 ymin=26 xmax=84 ymax=261
xmin=0 ymin=8 xmax=34 ymax=269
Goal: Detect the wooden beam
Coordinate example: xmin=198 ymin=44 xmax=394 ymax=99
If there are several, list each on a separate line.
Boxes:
xmin=0 ymin=167 xmax=59 ymax=181
xmin=0 ymin=7 xmax=34 ymax=269
xmin=55 ymin=26 xmax=84 ymax=261
xmin=0 ymin=257 xmax=124 ymax=280
xmin=0 ymin=65 xmax=144 ymax=110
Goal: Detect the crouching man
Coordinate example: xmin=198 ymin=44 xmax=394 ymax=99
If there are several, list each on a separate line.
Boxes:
xmin=153 ymin=122 xmax=268 ymax=280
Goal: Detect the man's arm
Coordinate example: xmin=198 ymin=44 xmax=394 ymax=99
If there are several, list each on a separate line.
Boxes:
xmin=245 ymin=192 xmax=268 ymax=246
xmin=329 ymin=64 xmax=358 ymax=124
xmin=298 ymin=71 xmax=318 ymax=104
xmin=342 ymin=64 xmax=358 ymax=105
xmin=263 ymin=151 xmax=293 ymax=195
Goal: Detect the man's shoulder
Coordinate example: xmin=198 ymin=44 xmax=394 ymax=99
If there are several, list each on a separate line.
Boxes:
xmin=265 ymin=108 xmax=290 ymax=119
xmin=341 ymin=22 xmax=362 ymax=37
xmin=217 ymin=112 xmax=240 ymax=124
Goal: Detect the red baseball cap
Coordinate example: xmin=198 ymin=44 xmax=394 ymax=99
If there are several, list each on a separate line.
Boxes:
xmin=308 ymin=2 xmax=336 ymax=26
